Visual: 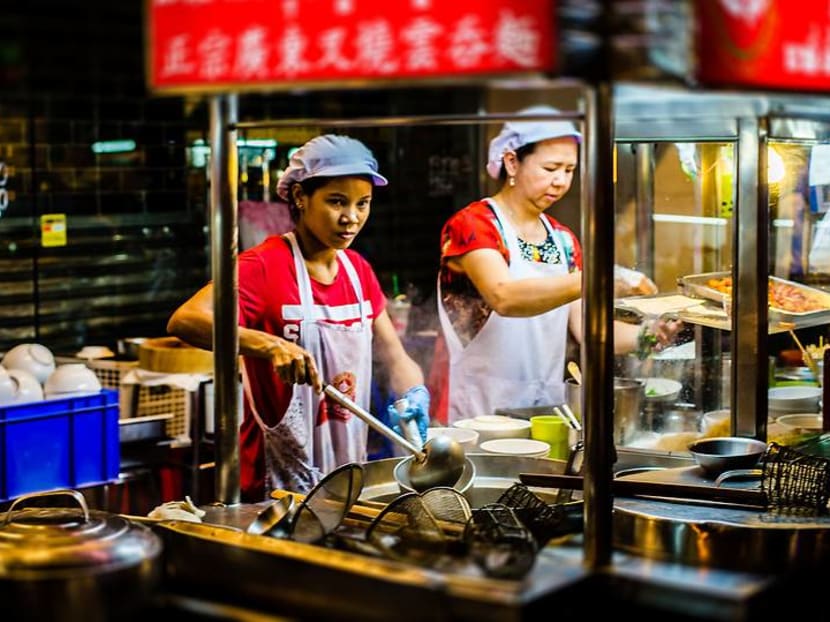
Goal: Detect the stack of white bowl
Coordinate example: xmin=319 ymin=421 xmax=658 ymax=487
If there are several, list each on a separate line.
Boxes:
xmin=452 ymin=415 xmax=532 ymax=450
xmin=768 ymin=386 xmax=822 ymax=417
xmin=0 ymin=343 xmax=57 ymax=405
xmin=0 ymin=343 xmax=103 ymax=405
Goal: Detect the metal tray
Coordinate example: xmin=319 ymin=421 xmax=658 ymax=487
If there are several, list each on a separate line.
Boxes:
xmin=119 ymin=413 xmax=173 ymax=443
xmin=679 ymin=270 xmax=830 ymax=328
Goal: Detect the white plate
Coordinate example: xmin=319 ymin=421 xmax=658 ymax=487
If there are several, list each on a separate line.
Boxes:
xmin=479 ymin=438 xmax=550 ymax=458
xmin=775 ymin=413 xmax=822 ymax=432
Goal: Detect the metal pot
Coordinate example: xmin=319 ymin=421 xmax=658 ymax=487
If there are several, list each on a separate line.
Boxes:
xmin=566 ymin=377 xmax=645 ymax=445
xmin=0 ymin=490 xmax=163 ymax=622
xmin=117 ymin=337 xmax=147 ymax=360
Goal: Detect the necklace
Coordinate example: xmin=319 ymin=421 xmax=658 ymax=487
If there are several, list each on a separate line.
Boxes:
xmin=494 ymin=194 xmax=546 ymax=243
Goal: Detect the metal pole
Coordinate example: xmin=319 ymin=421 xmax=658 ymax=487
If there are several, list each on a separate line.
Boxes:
xmin=209 ymin=94 xmax=240 ymax=505
xmin=732 ymin=117 xmax=768 ymax=439
xmin=634 ymin=143 xmax=655 ymax=277
xmin=581 ymin=83 xmax=616 ymax=569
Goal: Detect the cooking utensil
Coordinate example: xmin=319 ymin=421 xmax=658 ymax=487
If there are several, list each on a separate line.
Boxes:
xmin=687 ymin=436 xmax=766 ymax=477
xmin=567 ymin=361 xmax=582 ymax=385
xmin=291 ymin=462 xmax=365 ymax=543
xmin=555 ymin=404 xmax=582 ymax=432
xmin=393 ymin=454 xmax=476 ymax=494
xmin=324 ymin=384 xmax=466 ymax=491
xmin=246 ymin=496 xmax=296 ymax=536
xmin=518 ymin=472 xmax=767 ymax=508
xmin=0 ymin=489 xmax=163 ymax=622
xmin=117 ymin=337 xmax=147 ymax=360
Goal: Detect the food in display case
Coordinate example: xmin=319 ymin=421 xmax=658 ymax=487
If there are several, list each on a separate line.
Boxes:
xmin=704 ymin=275 xmax=826 ymax=313
xmin=678 ymin=271 xmax=830 ymax=327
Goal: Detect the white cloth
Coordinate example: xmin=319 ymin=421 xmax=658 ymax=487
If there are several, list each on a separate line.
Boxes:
xmin=438 ymin=199 xmax=571 ymax=424
xmin=121 ymin=368 xmax=210 ymax=392
xmin=243 ymin=232 xmax=372 ymax=495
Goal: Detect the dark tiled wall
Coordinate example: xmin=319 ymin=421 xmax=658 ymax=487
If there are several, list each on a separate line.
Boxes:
xmin=0 ymin=1 xmax=208 ymax=354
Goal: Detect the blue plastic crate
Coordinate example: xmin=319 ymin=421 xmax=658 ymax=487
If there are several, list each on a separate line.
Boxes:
xmin=0 ymin=389 xmax=120 ymax=501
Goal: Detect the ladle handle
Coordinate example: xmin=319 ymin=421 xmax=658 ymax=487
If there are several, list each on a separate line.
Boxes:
xmin=324 ymin=385 xmax=426 ymax=460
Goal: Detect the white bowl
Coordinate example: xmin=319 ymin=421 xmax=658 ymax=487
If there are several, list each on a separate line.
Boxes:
xmin=44 ymin=363 xmax=102 ymax=397
xmin=426 ymin=426 xmax=479 ymax=450
xmin=75 ymin=345 xmax=115 ymax=360
xmin=768 ymin=386 xmax=822 ymax=413
xmin=7 ymin=368 xmax=44 ymax=403
xmin=0 ymin=365 xmax=16 ymax=405
xmin=640 ymin=377 xmax=683 ymax=402
xmin=452 ymin=415 xmax=531 ymax=444
xmin=775 ymin=413 xmax=822 ymax=433
xmin=479 ymin=438 xmax=551 ymax=459
xmin=2 ymin=343 xmax=55 ymax=384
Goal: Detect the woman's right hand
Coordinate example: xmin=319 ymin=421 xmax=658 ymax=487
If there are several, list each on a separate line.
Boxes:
xmin=267 ymin=338 xmax=321 ymax=392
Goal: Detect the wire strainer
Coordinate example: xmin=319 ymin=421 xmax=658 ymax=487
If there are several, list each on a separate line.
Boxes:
xmin=365 ymin=492 xmax=448 ymax=565
xmin=290 ymin=462 xmax=365 ymax=543
xmin=464 ymin=503 xmax=537 ymax=580
xmin=364 ymin=487 xmax=471 ymax=565
xmin=496 ymin=484 xmax=584 ymax=548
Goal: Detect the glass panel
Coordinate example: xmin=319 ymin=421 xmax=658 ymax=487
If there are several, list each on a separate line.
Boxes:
xmin=613 ymin=140 xmax=736 ymax=452
xmin=768 ymin=138 xmax=830 ymax=447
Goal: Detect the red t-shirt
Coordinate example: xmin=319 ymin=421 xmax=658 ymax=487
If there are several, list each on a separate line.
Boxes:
xmin=428 ymin=200 xmax=582 ymax=424
xmin=237 ymin=235 xmax=386 ymax=500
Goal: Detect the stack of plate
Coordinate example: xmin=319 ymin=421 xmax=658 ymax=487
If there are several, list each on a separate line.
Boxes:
xmin=452 ymin=415 xmax=531 ymax=447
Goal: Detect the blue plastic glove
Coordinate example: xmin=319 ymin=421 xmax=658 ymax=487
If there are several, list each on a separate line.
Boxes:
xmin=387 ymin=384 xmax=430 ymax=446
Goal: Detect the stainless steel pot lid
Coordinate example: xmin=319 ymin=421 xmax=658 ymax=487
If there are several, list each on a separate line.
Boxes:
xmin=0 ymin=490 xmax=162 ymax=576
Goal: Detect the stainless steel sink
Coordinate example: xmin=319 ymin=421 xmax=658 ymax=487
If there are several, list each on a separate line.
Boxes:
xmin=360 ymin=453 xmax=566 ymax=506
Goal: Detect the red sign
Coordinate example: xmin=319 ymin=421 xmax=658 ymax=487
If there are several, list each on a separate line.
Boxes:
xmin=696 ymin=0 xmax=830 ymax=91
xmin=146 ymin=0 xmax=555 ymax=93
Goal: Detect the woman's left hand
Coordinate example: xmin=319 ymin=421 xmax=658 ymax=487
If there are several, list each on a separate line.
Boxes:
xmin=649 ymin=317 xmax=684 ymax=351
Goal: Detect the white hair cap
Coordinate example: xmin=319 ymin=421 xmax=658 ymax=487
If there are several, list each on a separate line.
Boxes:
xmin=277 ymin=134 xmax=388 ymax=200
xmin=486 ymin=105 xmax=582 ymax=179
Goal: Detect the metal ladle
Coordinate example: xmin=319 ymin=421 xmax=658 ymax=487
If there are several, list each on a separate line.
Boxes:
xmin=323 ymin=384 xmax=466 ymax=492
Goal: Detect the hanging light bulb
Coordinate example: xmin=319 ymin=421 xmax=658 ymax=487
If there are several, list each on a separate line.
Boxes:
xmin=768 ymin=146 xmax=785 ymax=184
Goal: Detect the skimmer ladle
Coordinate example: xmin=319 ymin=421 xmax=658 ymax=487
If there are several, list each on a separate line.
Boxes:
xmin=323 ymin=384 xmax=466 ymax=492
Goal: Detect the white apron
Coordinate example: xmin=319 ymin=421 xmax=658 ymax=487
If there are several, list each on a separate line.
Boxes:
xmin=243 ymin=232 xmax=372 ymax=496
xmin=438 ymin=200 xmax=571 ymax=424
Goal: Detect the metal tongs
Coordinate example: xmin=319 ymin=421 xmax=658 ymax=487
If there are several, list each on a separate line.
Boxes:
xmin=551 ymin=404 xmax=584 ymax=504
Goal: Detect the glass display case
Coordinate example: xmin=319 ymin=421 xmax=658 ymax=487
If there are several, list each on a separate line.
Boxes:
xmin=611 ymin=84 xmax=830 ymax=453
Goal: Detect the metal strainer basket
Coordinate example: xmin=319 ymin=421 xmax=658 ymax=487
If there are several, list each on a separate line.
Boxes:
xmin=761 ymin=442 xmax=830 ymax=514
xmin=365 ymin=488 xmax=471 ymax=566
xmin=464 ymin=503 xmax=537 ymax=580
xmin=290 ymin=462 xmax=365 ymax=543
xmin=496 ymin=483 xmax=584 ymax=548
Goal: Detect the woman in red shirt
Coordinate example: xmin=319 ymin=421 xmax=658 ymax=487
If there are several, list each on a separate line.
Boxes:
xmin=168 ymin=135 xmax=429 ymax=500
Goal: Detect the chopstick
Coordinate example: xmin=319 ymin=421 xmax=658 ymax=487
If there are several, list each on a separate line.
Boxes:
xmin=788 ymin=328 xmax=820 ymax=380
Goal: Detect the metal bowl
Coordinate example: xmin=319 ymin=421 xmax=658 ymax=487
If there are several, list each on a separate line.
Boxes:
xmin=687 ymin=436 xmax=766 ymax=477
xmin=393 ymin=455 xmax=476 ymax=495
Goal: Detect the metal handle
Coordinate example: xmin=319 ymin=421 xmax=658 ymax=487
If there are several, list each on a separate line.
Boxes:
xmin=324 ymin=385 xmax=426 ymax=460
xmin=519 ymin=473 xmax=767 ymax=508
xmin=4 ymin=489 xmax=90 ymax=526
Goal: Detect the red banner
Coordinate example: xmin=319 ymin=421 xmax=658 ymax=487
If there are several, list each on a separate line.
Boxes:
xmin=695 ymin=0 xmax=830 ymax=91
xmin=146 ymin=0 xmax=555 ymax=93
